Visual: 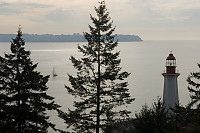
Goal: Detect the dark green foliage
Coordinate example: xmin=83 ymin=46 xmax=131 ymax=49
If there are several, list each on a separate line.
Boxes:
xmin=185 ymin=63 xmax=200 ymax=131
xmin=134 ymin=98 xmax=171 ymax=133
xmin=58 ymin=1 xmax=134 ymax=133
xmin=126 ymin=100 xmax=200 ymax=133
xmin=187 ymin=63 xmax=200 ymax=107
xmin=171 ymin=105 xmax=200 ymax=132
xmin=0 ymin=27 xmax=60 ymax=133
xmin=103 ymin=118 xmax=135 ymax=133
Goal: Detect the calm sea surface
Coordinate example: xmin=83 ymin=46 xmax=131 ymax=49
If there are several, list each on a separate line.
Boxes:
xmin=0 ymin=40 xmax=200 ymax=131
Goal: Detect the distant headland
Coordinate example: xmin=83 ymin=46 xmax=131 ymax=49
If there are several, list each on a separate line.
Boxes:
xmin=0 ymin=33 xmax=142 ymax=42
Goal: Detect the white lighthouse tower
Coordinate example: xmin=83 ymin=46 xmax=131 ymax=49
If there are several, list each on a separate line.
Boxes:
xmin=162 ymin=52 xmax=180 ymax=111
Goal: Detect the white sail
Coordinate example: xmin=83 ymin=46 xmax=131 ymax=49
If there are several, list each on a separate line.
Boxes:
xmin=53 ymin=67 xmax=58 ymax=77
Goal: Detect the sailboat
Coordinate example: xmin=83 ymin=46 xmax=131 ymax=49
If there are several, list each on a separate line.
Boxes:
xmin=53 ymin=67 xmax=58 ymax=77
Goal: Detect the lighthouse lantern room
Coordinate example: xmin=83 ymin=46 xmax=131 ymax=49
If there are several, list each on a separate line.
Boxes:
xmin=166 ymin=52 xmax=176 ymax=74
xmin=162 ymin=52 xmax=180 ymax=113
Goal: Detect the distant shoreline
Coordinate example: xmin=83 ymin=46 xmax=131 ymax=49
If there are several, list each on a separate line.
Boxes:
xmin=0 ymin=34 xmax=142 ymax=42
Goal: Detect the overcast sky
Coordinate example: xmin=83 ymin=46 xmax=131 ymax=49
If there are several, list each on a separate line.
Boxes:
xmin=0 ymin=0 xmax=200 ymax=40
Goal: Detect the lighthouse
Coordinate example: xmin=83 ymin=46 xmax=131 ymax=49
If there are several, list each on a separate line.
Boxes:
xmin=162 ymin=52 xmax=180 ymax=112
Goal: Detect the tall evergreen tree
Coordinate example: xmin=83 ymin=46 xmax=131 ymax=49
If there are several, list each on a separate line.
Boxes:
xmin=186 ymin=63 xmax=200 ymax=130
xmin=0 ymin=26 xmax=60 ymax=133
xmin=58 ymin=1 xmax=134 ymax=133
xmin=187 ymin=63 xmax=200 ymax=108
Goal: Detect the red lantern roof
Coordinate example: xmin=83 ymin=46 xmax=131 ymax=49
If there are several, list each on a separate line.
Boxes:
xmin=166 ymin=53 xmax=176 ymax=60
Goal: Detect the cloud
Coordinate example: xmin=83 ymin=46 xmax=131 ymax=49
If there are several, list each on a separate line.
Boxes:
xmin=121 ymin=0 xmax=200 ymax=21
xmin=0 ymin=2 xmax=21 ymax=15
xmin=44 ymin=9 xmax=73 ymax=22
xmin=0 ymin=1 xmax=51 ymax=15
xmin=0 ymin=2 xmax=9 ymax=6
xmin=1 ymin=0 xmax=200 ymax=39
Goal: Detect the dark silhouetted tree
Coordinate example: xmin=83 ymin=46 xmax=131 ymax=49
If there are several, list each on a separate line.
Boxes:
xmin=134 ymin=98 xmax=171 ymax=133
xmin=187 ymin=63 xmax=200 ymax=108
xmin=0 ymin=26 xmax=60 ymax=133
xmin=57 ymin=1 xmax=134 ymax=133
xmin=186 ymin=63 xmax=200 ymax=131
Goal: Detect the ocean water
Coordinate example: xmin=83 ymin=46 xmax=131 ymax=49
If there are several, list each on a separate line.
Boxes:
xmin=0 ymin=40 xmax=200 ymax=131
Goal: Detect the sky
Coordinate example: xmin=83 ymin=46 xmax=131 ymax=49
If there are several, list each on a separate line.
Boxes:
xmin=0 ymin=0 xmax=200 ymax=40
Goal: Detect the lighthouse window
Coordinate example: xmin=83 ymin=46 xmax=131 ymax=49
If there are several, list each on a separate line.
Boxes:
xmin=166 ymin=60 xmax=176 ymax=66
xmin=166 ymin=60 xmax=168 ymax=66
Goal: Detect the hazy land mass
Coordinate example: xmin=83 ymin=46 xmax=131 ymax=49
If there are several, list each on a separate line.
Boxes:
xmin=0 ymin=33 xmax=142 ymax=42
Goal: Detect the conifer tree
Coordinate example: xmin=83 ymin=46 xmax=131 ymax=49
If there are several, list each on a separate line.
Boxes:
xmin=134 ymin=98 xmax=170 ymax=133
xmin=58 ymin=1 xmax=134 ymax=133
xmin=185 ymin=64 xmax=200 ymax=131
xmin=0 ymin=26 xmax=60 ymax=133
xmin=187 ymin=63 xmax=200 ymax=108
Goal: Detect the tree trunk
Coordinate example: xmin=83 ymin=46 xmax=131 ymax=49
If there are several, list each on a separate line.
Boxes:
xmin=96 ymin=23 xmax=101 ymax=133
